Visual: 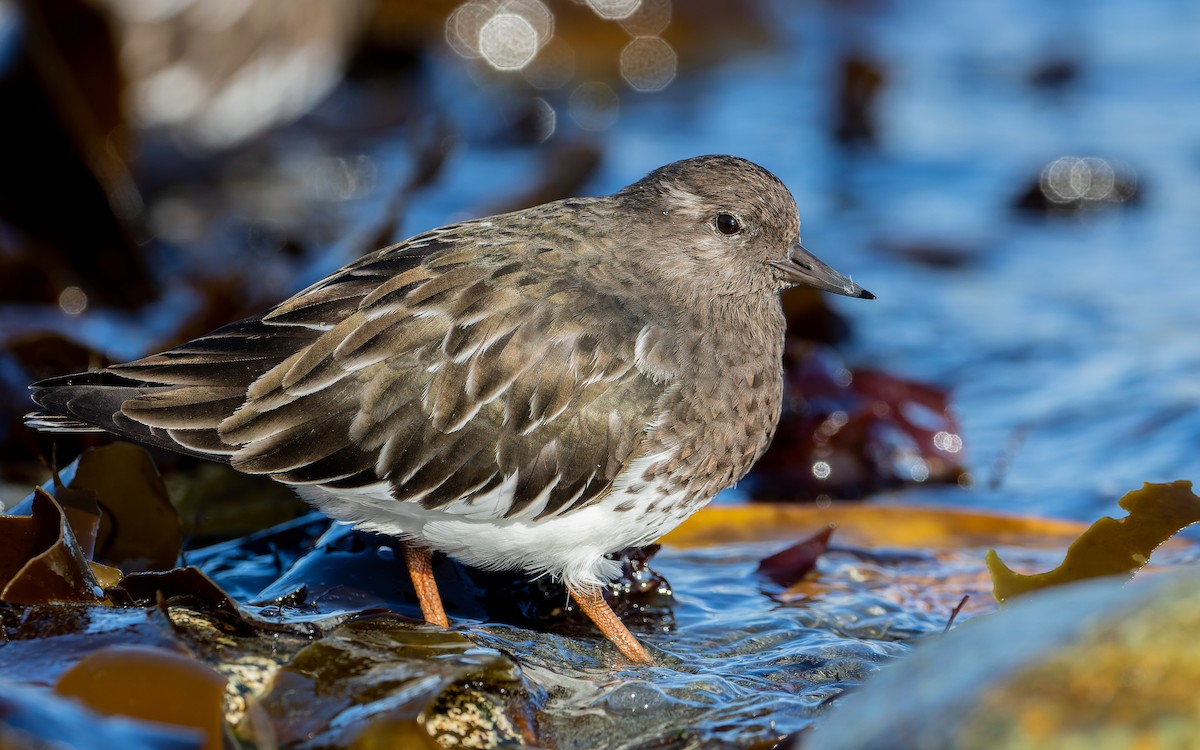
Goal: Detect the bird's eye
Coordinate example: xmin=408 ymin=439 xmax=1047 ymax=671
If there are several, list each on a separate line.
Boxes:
xmin=714 ymin=213 xmax=741 ymax=236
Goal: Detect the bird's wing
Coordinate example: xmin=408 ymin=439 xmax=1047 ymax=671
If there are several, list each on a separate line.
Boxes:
xmin=28 ymin=235 xmax=439 ymax=460
xmin=32 ymin=228 xmax=676 ymax=521
xmin=26 ymin=316 xmax=324 ymax=460
xmin=213 ymin=238 xmax=674 ymax=520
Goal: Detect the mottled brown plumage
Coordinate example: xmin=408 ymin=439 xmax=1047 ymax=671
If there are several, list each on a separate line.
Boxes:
xmin=28 ymin=155 xmax=872 ymax=663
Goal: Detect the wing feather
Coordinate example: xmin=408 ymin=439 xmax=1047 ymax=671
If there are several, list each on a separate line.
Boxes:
xmin=121 ymin=387 xmax=247 ymax=429
xmin=29 ymin=207 xmax=675 ymax=522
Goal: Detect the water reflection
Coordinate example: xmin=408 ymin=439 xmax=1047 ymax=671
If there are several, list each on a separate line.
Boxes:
xmin=620 ymin=36 xmax=677 ymax=91
xmin=1040 ymin=155 xmax=1137 ymax=207
xmin=570 ymin=81 xmax=621 ymax=130
xmin=521 ymin=37 xmax=575 ymax=88
xmin=619 ymin=0 xmax=671 ymax=37
xmin=478 ymin=12 xmax=540 ymax=70
xmin=446 ymin=0 xmax=678 ymax=100
xmin=530 ymin=96 xmax=557 ymax=141
xmin=586 ymin=0 xmax=643 ymax=21
xmin=449 ymin=0 xmax=556 ymax=72
xmin=934 ymin=431 xmax=964 ymax=454
xmin=58 ymin=286 xmax=88 ymax=316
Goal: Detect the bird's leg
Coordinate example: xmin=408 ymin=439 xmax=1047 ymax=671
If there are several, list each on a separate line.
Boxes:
xmin=570 ymin=585 xmax=652 ymax=664
xmin=403 ymin=542 xmax=449 ymax=628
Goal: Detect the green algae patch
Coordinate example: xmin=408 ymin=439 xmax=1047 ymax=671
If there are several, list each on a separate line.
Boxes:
xmin=987 ymin=481 xmax=1200 ymax=602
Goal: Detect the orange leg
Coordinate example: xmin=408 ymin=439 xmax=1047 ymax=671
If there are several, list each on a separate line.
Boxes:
xmin=570 ymin=586 xmax=652 ymax=664
xmin=404 ymin=543 xmax=449 ymax=628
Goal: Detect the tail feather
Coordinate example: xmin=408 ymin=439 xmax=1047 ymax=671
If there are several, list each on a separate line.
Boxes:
xmin=26 ymin=370 xmax=237 ymax=464
xmin=23 ymin=412 xmax=107 ymax=433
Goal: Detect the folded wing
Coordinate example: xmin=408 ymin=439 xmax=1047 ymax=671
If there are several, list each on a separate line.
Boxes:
xmin=30 ymin=226 xmax=672 ymax=521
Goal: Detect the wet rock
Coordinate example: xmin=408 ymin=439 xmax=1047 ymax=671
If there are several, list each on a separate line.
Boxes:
xmin=805 ymin=569 xmax=1200 ymax=749
xmin=0 ymin=681 xmax=203 ymax=750
xmin=253 ymin=613 xmax=536 ymax=748
xmin=55 ymin=645 xmax=228 ymax=750
xmin=0 ymin=0 xmax=154 ymax=311
xmin=750 ymin=349 xmax=966 ymax=501
xmin=879 ymin=240 xmax=980 ymax=271
xmin=1027 ymin=56 xmax=1082 ymax=90
xmin=1013 ymin=156 xmax=1140 ymax=216
xmin=832 ymin=53 xmax=885 ymax=149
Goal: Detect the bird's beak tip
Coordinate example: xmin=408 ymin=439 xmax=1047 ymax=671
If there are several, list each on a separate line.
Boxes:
xmin=774 ymin=244 xmax=874 ymax=301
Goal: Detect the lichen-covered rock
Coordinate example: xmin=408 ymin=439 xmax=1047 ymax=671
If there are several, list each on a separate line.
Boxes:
xmin=806 ymin=569 xmax=1200 ymax=749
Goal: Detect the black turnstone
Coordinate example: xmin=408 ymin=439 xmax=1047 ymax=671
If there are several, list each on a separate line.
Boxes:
xmin=26 ymin=155 xmax=873 ymax=663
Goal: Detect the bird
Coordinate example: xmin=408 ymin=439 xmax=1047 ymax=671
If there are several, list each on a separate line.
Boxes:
xmin=26 ymin=155 xmax=873 ymax=663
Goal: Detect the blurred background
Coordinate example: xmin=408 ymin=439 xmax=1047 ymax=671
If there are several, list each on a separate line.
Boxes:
xmin=1 ymin=0 xmax=1198 ymax=526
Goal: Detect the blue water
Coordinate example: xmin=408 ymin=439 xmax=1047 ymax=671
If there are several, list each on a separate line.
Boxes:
xmin=405 ymin=0 xmax=1200 ymax=522
xmin=6 ymin=2 xmax=1199 ymax=746
xmin=375 ymin=7 xmax=1200 ymax=740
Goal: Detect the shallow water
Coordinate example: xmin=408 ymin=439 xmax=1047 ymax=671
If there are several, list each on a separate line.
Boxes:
xmin=402 ymin=5 xmax=1200 ymax=738
xmin=409 ymin=0 xmax=1200 ymax=524
xmin=184 ymin=510 xmax=1086 ymax=747
xmin=4 ymin=0 xmax=1200 ymax=746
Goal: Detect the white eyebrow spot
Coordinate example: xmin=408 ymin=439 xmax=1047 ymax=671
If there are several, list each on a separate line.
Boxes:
xmin=662 ymin=184 xmax=706 ymax=213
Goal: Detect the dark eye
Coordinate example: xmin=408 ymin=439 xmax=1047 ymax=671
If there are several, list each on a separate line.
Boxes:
xmin=714 ymin=213 xmax=741 ymax=236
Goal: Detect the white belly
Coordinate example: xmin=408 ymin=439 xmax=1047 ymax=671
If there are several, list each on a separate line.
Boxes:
xmin=295 ymin=450 xmax=705 ymax=590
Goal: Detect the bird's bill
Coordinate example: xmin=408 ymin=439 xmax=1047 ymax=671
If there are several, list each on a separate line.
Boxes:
xmin=769 ymin=243 xmax=875 ymax=299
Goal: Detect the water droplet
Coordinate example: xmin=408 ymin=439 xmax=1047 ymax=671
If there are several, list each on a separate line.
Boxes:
xmin=59 ymin=286 xmax=88 ymax=315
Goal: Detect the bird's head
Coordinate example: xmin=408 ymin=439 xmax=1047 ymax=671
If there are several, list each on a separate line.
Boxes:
xmin=618 ymin=155 xmax=874 ymax=300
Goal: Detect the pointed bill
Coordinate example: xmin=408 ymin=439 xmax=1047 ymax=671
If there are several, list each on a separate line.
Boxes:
xmin=769 ymin=243 xmax=875 ymax=299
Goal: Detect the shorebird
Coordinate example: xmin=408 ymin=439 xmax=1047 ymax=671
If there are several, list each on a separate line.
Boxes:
xmin=27 ymin=155 xmax=873 ymax=663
